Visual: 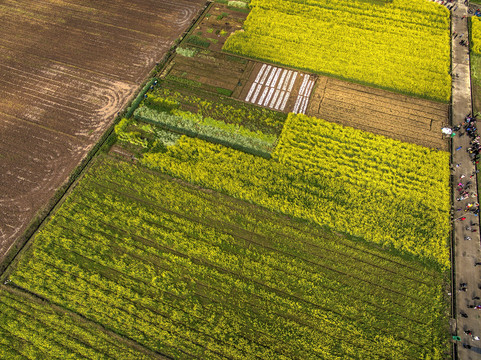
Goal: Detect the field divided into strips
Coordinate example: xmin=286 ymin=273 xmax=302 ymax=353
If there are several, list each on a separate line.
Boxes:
xmin=0 ymin=286 xmax=159 ymax=360
xmin=0 ymin=0 xmax=205 ymax=260
xmin=224 ymin=0 xmax=451 ymax=102
xmin=242 ymin=63 xmax=315 ymax=113
xmin=140 ymin=113 xmax=451 ymax=268
xmin=129 ymin=73 xmax=287 ymax=157
xmin=162 ymin=3 xmax=319 ymax=118
xmin=162 ymin=48 xmax=316 ymax=117
xmin=307 ymin=76 xmax=449 ymax=150
xmin=6 ymin=156 xmax=449 ymax=359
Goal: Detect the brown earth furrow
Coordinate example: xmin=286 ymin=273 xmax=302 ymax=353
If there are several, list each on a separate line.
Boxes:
xmin=0 ymin=0 xmax=206 ymax=260
xmin=326 ymin=78 xmax=448 ymax=110
xmin=174 ymin=55 xmax=247 ymax=76
xmin=323 ymin=88 xmax=447 ymax=120
xmin=0 ymin=112 xmax=76 ymax=143
xmin=3 ymin=0 xmax=195 ymax=36
xmin=0 ymin=11 xmax=178 ymax=83
xmin=171 ymin=63 xmax=243 ymax=82
xmin=319 ymin=97 xmax=432 ymax=129
xmin=315 ymin=117 xmax=444 ymax=149
xmin=315 ymin=109 xmax=445 ymax=149
xmin=0 ymin=39 xmax=130 ymax=83
xmin=0 ymin=82 xmax=135 ymax=138
xmin=307 ymin=75 xmax=448 ymax=150
xmin=315 ymin=103 xmax=441 ymax=137
xmin=0 ymin=79 xmax=95 ymax=116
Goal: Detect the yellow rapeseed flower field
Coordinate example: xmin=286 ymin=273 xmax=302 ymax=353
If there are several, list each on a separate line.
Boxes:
xmin=142 ymin=113 xmax=451 ymax=268
xmin=224 ymin=0 xmax=451 ymax=101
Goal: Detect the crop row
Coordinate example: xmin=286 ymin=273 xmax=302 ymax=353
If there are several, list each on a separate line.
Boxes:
xmin=0 ymin=287 xmax=151 ymax=360
xmin=140 ymin=122 xmax=450 ymax=267
xmin=223 ymin=0 xmax=451 ymax=101
xmin=273 ymin=113 xmax=450 ymax=204
xmin=8 ymin=157 xmax=448 ymax=359
xmin=313 ymin=109 xmax=444 ymax=150
xmin=84 ymin=159 xmax=441 ymax=281
xmin=149 ymin=85 xmax=287 ymax=135
xmin=69 ymin=183 xmax=432 ymax=319
xmin=134 ymin=103 xmax=275 ymax=156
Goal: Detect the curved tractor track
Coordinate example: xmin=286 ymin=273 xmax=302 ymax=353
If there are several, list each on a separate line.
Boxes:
xmin=0 ymin=0 xmax=206 ymax=261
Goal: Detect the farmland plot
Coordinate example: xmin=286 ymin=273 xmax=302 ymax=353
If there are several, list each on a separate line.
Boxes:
xmin=163 ymin=49 xmax=317 ymax=116
xmin=0 ymin=0 xmax=205 ymax=260
xmin=186 ymin=3 xmax=248 ymax=52
xmin=224 ymin=0 xmax=451 ymax=102
xmin=163 ymin=3 xmax=318 ymax=115
xmin=5 ymin=156 xmax=449 ymax=359
xmin=139 ymin=114 xmax=451 ymax=268
xmin=307 ymin=76 xmax=449 ymax=150
xmin=132 ymin=83 xmax=286 ymax=157
xmin=164 ymin=49 xmax=250 ymax=95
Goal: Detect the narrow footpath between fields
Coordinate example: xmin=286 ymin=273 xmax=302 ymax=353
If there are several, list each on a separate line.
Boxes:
xmin=451 ymin=1 xmax=481 ymax=359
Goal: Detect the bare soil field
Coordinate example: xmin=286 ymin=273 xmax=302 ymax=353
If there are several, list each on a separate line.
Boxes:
xmin=0 ymin=0 xmax=206 ymax=261
xmin=307 ymin=76 xmax=449 ymax=150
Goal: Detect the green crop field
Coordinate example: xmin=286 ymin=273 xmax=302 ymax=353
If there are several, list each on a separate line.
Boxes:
xmin=139 ymin=113 xmax=451 ymax=268
xmin=224 ymin=0 xmax=451 ymax=101
xmin=5 ymin=155 xmax=448 ymax=359
xmin=0 ymin=287 xmax=154 ymax=359
xmin=131 ymin=83 xmax=287 ymax=157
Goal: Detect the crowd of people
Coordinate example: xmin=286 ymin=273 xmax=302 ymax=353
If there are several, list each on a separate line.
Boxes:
xmin=449 ymin=115 xmax=481 ymax=164
xmin=450 ymin=113 xmax=481 ymax=349
xmin=438 ymin=0 xmax=481 ymax=351
xmin=454 ymin=116 xmax=480 ymax=216
xmin=462 ymin=115 xmax=480 ymax=164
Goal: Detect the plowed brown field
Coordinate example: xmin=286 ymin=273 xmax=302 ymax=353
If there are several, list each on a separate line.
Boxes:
xmin=307 ymin=76 xmax=449 ymax=150
xmin=0 ymin=0 xmax=205 ymax=260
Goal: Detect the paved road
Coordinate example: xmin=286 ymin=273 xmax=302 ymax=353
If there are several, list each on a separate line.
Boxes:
xmin=451 ymin=1 xmax=481 ymax=358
